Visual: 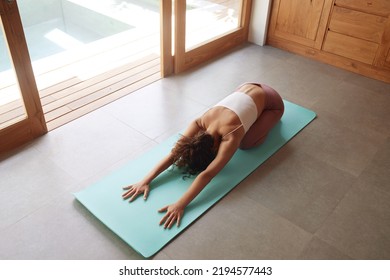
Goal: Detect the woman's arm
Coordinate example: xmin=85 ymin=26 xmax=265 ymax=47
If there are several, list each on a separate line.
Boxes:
xmin=122 ymin=152 xmax=174 ymax=201
xmin=159 ymin=137 xmax=240 ymax=228
xmin=122 ymin=119 xmax=202 ymax=202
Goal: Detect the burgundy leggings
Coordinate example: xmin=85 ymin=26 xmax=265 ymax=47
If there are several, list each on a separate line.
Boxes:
xmin=240 ymin=84 xmax=284 ymax=149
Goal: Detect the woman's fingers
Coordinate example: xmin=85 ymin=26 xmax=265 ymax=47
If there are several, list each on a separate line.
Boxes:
xmin=122 ymin=188 xmax=133 ymax=199
xmin=158 ymin=206 xmax=168 ymax=213
xmin=167 ymin=214 xmax=176 ymax=229
xmin=176 ymin=213 xmax=181 ymax=228
xmin=159 ymin=214 xmax=167 ymax=226
xmin=162 ymin=213 xmax=174 ymax=229
xmin=123 ymin=187 xmax=142 ymax=202
xmin=158 ymin=206 xmax=169 ymax=226
xmin=122 ymin=185 xmax=133 ymax=190
xmin=129 ymin=191 xmax=139 ymax=202
xmin=144 ymin=188 xmax=149 ymax=200
xmin=122 ymin=187 xmax=135 ymax=199
xmin=123 ymin=184 xmax=149 ymax=202
xmin=158 ymin=206 xmax=181 ymax=229
xmin=129 ymin=188 xmax=147 ymax=202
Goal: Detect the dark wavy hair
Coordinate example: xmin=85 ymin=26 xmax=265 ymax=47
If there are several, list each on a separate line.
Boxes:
xmin=171 ymin=131 xmax=217 ymax=176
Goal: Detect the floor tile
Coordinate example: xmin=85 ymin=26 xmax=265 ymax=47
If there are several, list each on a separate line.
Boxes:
xmin=290 ymin=108 xmax=387 ymax=177
xmin=238 ymin=143 xmax=355 ymax=234
xmin=31 ymin=108 xmax=153 ymax=181
xmin=298 ymin=236 xmax=352 ymax=260
xmin=162 ymin=191 xmax=312 ymax=259
xmin=0 ymin=145 xmax=76 ymax=230
xmin=102 ymin=80 xmax=208 ymax=139
xmin=343 ymin=73 xmax=390 ymax=96
xmin=313 ymin=81 xmax=390 ymax=137
xmin=259 ymin=55 xmax=344 ymax=108
xmin=316 ymin=182 xmax=390 ymax=259
xmin=358 ymin=138 xmax=390 ymax=195
xmin=0 ymin=193 xmax=142 ymax=259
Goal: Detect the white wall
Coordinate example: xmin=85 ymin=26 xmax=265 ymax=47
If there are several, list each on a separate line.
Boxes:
xmin=248 ymin=0 xmax=272 ymax=46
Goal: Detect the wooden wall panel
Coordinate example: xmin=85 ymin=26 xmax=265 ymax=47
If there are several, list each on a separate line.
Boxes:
xmin=323 ymin=31 xmax=378 ymax=64
xmin=329 ymin=6 xmax=387 ymax=43
xmin=335 ymin=0 xmax=390 ymax=16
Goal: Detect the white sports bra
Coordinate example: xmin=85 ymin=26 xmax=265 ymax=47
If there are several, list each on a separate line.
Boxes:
xmin=214 ymin=91 xmax=258 ymax=135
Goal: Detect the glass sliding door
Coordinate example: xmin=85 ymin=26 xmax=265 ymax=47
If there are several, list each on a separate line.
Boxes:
xmin=0 ymin=0 xmax=47 ymax=155
xmin=174 ymin=0 xmax=252 ymax=73
xmin=16 ymin=0 xmax=162 ymax=130
xmin=17 ymin=0 xmax=160 ymax=88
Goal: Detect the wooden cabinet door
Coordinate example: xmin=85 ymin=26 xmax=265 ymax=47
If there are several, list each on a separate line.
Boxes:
xmin=268 ymin=0 xmax=333 ymax=48
xmin=374 ymin=19 xmax=390 ymax=70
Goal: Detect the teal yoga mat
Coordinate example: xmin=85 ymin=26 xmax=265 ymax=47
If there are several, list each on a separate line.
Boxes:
xmin=74 ymin=100 xmax=316 ymax=258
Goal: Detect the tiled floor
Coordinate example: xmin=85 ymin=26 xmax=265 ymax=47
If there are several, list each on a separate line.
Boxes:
xmin=1 ymin=43 xmax=389 ymax=260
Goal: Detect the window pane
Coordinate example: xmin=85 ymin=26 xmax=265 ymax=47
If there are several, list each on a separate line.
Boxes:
xmin=18 ymin=0 xmax=160 ymax=88
xmin=0 ymin=20 xmax=27 ymax=130
xmin=186 ymin=0 xmax=242 ymax=50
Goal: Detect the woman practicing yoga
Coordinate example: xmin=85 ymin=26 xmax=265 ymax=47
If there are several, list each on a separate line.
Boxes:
xmin=122 ymin=83 xmax=284 ymax=229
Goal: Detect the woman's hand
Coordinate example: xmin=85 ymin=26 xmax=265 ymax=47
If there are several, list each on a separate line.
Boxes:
xmin=122 ymin=182 xmax=150 ymax=202
xmin=158 ymin=203 xmax=185 ymax=229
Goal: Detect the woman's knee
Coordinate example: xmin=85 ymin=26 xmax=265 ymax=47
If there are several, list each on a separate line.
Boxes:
xmin=239 ymin=139 xmax=253 ymax=150
xmin=239 ymin=134 xmax=266 ymax=150
xmin=274 ymin=108 xmax=284 ymax=122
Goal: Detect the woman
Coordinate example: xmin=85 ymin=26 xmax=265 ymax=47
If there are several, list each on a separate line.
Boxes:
xmin=122 ymin=83 xmax=284 ymax=229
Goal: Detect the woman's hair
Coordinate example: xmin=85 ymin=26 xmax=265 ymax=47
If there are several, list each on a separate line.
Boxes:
xmin=171 ymin=131 xmax=217 ymax=176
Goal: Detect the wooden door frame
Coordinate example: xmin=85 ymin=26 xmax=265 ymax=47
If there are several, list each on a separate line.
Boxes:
xmin=160 ymin=0 xmax=173 ymax=77
xmin=0 ymin=0 xmax=47 ymax=155
xmin=173 ymin=0 xmax=252 ymax=74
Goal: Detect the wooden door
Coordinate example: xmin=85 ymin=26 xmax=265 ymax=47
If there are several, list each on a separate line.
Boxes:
xmin=0 ymin=0 xmax=47 ymax=155
xmin=268 ymin=0 xmax=333 ymax=48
